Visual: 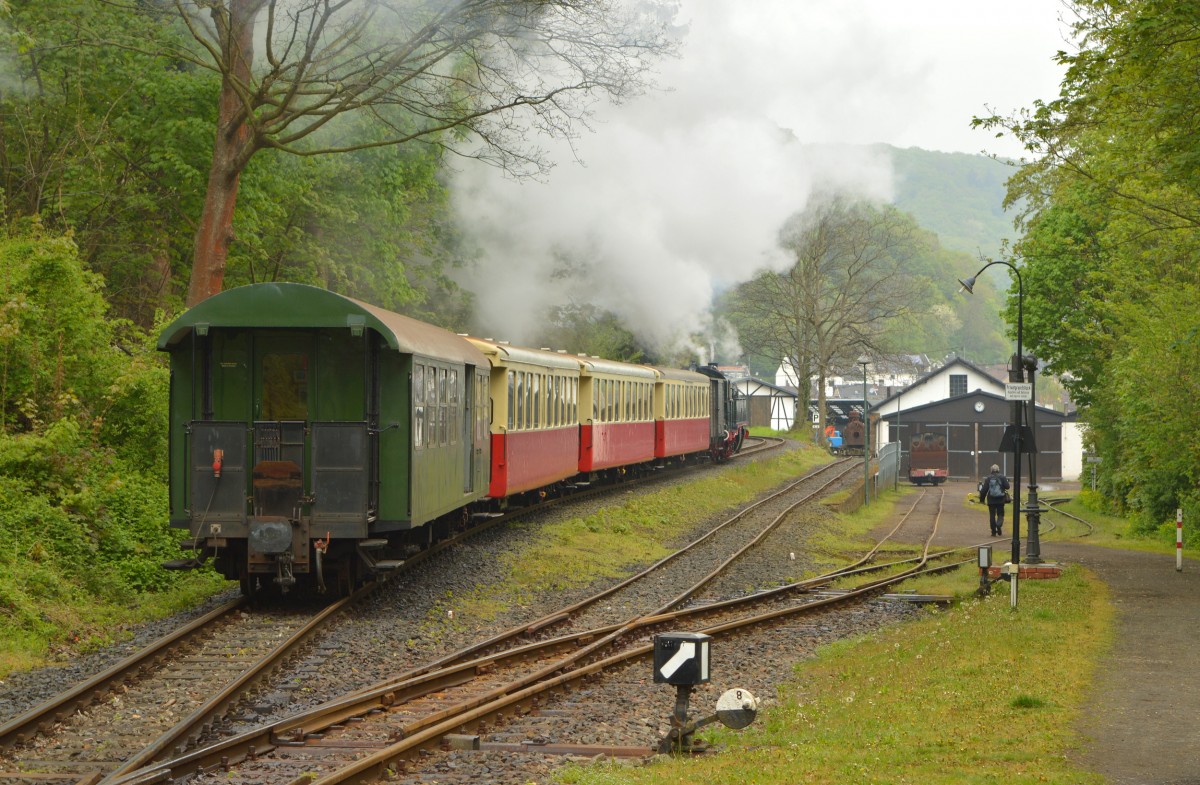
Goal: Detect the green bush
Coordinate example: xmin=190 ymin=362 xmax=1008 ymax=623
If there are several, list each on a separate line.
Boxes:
xmin=0 ymin=227 xmax=214 ymax=670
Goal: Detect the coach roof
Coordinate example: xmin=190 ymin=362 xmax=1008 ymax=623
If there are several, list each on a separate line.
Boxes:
xmin=464 ymin=337 xmax=581 ymax=371
xmin=157 ymin=283 xmax=488 ymax=366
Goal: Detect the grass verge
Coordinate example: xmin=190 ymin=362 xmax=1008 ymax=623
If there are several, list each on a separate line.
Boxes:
xmin=0 ymin=571 xmax=231 ymax=678
xmin=559 ymin=487 xmax=1116 ymax=785
xmin=419 ymin=439 xmax=831 ymax=634
xmin=568 ymin=568 xmax=1110 ymax=785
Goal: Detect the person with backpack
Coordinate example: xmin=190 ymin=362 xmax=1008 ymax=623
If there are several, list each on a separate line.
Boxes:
xmin=979 ymin=464 xmax=1011 ymax=536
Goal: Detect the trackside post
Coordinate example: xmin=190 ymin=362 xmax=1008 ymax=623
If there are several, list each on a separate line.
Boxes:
xmin=1177 ymin=508 xmax=1184 ymax=572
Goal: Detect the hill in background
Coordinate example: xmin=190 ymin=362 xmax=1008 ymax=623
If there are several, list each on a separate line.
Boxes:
xmin=885 ymin=144 xmax=1019 ymax=260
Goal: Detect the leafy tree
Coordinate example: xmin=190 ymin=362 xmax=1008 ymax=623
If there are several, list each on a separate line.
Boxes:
xmin=131 ymin=0 xmax=678 ymax=305
xmin=977 ymin=1 xmax=1200 ymax=527
xmin=539 ymin=302 xmax=646 ymax=364
xmin=726 ymin=194 xmax=926 ymax=440
xmin=0 ymin=1 xmax=217 ymax=324
xmin=0 ymin=226 xmax=203 ymax=653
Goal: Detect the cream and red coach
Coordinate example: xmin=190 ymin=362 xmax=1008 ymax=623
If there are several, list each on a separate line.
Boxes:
xmin=465 ymin=338 xmax=581 ymax=499
xmin=652 ymin=367 xmax=713 ymax=461
xmin=576 ymin=356 xmax=658 ymax=473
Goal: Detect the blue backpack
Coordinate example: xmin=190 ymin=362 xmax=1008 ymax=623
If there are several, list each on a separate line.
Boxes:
xmin=987 ymin=475 xmax=1005 ymax=499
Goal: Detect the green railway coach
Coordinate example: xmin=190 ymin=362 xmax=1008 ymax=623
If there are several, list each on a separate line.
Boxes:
xmin=157 ymin=283 xmax=491 ymax=595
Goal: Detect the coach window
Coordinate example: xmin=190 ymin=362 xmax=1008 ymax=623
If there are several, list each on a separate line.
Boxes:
xmin=529 ymin=373 xmax=537 ymax=429
xmin=261 ymin=353 xmax=308 ymax=420
xmin=506 ymin=370 xmax=515 ymax=431
xmin=515 ymin=372 xmax=525 ymax=431
xmin=414 ymin=364 xmax=425 ymax=449
xmin=449 ymin=370 xmax=459 ymax=445
xmin=526 ymin=372 xmax=534 ymax=429
xmin=438 ymin=368 xmax=448 ymax=445
xmin=425 ymin=366 xmax=436 ymax=446
xmin=523 ymin=371 xmax=532 ymax=430
xmin=430 ymin=368 xmax=439 ymax=445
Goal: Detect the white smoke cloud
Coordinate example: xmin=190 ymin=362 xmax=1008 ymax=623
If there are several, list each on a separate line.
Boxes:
xmin=450 ymin=1 xmax=1067 ymax=360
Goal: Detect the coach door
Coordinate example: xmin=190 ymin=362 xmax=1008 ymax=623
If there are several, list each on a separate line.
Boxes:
xmin=462 ymin=370 xmax=475 ymax=493
xmin=252 ymin=334 xmax=313 ymax=517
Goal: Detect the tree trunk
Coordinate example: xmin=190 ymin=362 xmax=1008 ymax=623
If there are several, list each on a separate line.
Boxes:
xmin=186 ymin=0 xmax=263 ymax=306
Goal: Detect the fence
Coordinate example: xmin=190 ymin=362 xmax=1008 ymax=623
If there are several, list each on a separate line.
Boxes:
xmin=831 ymin=441 xmax=899 ymax=515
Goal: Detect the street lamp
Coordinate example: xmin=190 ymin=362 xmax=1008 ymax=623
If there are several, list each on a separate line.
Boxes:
xmin=895 ymin=385 xmax=902 ymax=492
xmin=958 ymin=260 xmax=1039 ymax=605
xmin=857 ymin=354 xmax=870 ymax=507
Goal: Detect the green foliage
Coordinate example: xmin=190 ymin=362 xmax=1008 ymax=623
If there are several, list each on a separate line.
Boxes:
xmin=0 ymin=0 xmax=217 ymax=324
xmin=0 ymin=229 xmax=114 ymax=430
xmin=539 ymin=303 xmax=648 ymax=363
xmin=0 ymin=1 xmax=470 ymax=330
xmin=0 ymin=226 xmax=205 ymax=666
xmin=977 ymin=1 xmax=1200 ymax=533
xmin=888 ymin=144 xmax=1017 ymax=259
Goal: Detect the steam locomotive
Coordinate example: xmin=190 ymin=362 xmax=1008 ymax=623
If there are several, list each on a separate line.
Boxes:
xmin=159 ymin=283 xmax=749 ymax=596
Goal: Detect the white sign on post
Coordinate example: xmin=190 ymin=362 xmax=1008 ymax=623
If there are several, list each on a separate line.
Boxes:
xmin=1004 ymin=382 xmax=1032 ymax=401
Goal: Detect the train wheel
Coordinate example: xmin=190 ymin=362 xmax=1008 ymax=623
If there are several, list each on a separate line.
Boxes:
xmin=239 ymin=569 xmax=259 ymax=600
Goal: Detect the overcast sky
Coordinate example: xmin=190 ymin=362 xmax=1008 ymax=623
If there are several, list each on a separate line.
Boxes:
xmin=452 ymin=1 xmax=1074 ymax=358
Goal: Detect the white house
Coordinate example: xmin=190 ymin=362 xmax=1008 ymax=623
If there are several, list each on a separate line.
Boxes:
xmin=872 ymin=357 xmax=1083 ymax=482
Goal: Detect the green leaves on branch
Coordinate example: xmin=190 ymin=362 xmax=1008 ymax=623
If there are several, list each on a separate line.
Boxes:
xmin=984 ymin=0 xmax=1200 ymax=529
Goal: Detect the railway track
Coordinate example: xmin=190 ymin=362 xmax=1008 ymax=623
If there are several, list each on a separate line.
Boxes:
xmin=0 ymin=593 xmax=361 ymax=785
xmin=102 ymin=484 xmax=974 ymax=785
xmin=0 ymin=436 xmax=786 ymax=785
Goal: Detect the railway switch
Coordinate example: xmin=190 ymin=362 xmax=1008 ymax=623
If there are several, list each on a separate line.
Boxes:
xmin=654 ymin=633 xmax=758 ymax=754
xmin=653 ymin=632 xmax=710 ymax=685
xmin=977 ymin=546 xmax=993 ymax=595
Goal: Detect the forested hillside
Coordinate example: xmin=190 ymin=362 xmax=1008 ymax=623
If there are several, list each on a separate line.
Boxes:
xmin=888 ymin=145 xmax=1018 ymax=260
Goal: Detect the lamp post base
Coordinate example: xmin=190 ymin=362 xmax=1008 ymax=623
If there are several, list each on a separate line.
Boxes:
xmin=1025 ymin=484 xmax=1042 ymax=564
